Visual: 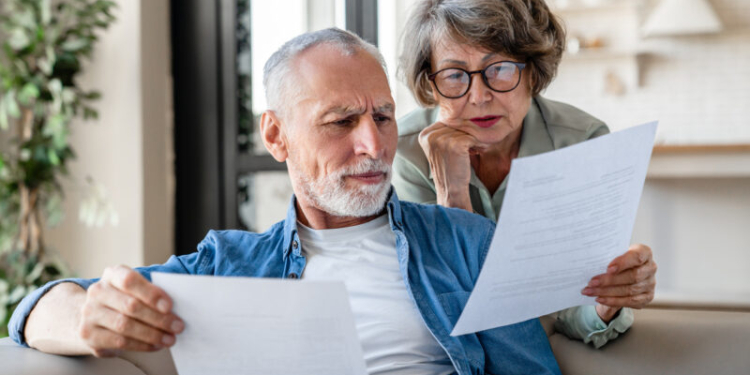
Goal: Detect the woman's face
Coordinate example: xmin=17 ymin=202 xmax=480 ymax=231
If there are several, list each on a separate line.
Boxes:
xmin=430 ymin=41 xmax=532 ymax=145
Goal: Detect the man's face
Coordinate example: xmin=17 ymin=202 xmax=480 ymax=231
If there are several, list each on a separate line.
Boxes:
xmin=281 ymin=45 xmax=397 ymax=218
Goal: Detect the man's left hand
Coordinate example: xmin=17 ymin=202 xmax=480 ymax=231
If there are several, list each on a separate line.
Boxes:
xmin=581 ymin=244 xmax=657 ymax=323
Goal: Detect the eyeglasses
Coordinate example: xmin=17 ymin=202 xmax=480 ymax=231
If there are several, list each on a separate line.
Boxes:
xmin=428 ymin=61 xmax=526 ymax=99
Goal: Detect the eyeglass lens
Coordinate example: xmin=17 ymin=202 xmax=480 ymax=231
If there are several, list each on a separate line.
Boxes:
xmin=433 ymin=62 xmax=522 ymax=98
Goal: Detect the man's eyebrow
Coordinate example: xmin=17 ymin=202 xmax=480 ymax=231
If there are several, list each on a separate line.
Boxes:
xmin=374 ymin=103 xmax=395 ymax=114
xmin=318 ymin=106 xmax=364 ymax=119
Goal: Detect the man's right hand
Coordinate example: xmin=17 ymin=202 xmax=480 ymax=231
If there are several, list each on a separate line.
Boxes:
xmin=79 ymin=265 xmax=184 ymax=357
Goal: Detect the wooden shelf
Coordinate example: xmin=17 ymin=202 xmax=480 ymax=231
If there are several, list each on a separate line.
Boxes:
xmin=652 ymin=144 xmax=750 ymax=154
xmin=647 ymin=144 xmax=750 ymax=178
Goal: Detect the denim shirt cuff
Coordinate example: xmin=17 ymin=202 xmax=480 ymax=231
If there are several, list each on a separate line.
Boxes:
xmin=8 ymin=278 xmax=96 ymax=347
xmin=580 ymin=305 xmax=634 ymax=349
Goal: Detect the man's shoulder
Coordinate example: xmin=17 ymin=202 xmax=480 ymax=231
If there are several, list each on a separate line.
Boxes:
xmin=399 ymin=200 xmax=495 ymax=232
xmin=197 ymin=221 xmax=286 ymax=255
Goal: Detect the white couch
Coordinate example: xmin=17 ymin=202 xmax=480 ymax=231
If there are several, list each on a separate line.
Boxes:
xmin=2 ymin=307 xmax=749 ymax=374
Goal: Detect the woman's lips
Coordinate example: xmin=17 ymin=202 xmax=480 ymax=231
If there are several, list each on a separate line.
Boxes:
xmin=470 ymin=116 xmax=501 ymax=128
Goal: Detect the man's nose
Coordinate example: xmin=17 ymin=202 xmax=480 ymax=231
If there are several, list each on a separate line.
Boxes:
xmin=353 ymin=116 xmax=384 ymax=159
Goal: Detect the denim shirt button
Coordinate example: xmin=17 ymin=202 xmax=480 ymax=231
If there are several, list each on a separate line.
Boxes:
xmin=292 ymin=240 xmax=299 ymax=249
xmin=288 ymin=273 xmax=298 ymax=279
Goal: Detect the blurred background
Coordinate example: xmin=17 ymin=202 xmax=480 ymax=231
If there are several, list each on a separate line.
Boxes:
xmin=1 ymin=0 xmax=748 ymax=313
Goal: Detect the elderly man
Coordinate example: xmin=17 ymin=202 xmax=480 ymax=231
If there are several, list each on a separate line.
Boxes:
xmin=10 ymin=28 xmax=561 ymax=374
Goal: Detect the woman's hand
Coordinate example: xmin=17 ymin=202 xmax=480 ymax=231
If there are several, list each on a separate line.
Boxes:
xmin=582 ymin=244 xmax=657 ymax=323
xmin=79 ymin=265 xmax=185 ymax=357
xmin=418 ymin=121 xmax=487 ymax=211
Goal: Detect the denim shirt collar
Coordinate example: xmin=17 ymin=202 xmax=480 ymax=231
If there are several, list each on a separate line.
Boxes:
xmin=281 ymin=187 xmax=404 ymax=261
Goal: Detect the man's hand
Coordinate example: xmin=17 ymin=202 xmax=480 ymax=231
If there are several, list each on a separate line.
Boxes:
xmin=79 ymin=265 xmax=184 ymax=357
xmin=581 ymin=244 xmax=657 ymax=323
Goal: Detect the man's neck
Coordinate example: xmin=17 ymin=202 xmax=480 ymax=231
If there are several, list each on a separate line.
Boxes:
xmin=294 ymin=199 xmax=385 ymax=230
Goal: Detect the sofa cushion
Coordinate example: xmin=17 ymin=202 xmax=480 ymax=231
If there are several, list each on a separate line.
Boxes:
xmin=0 ymin=337 xmax=147 ymax=375
xmin=550 ymin=307 xmax=750 ymax=375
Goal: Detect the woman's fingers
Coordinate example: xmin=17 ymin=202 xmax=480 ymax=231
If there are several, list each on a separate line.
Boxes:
xmin=605 ymin=244 xmax=652 ymax=274
xmin=587 ymin=262 xmax=657 ymax=288
xmin=583 ymin=278 xmax=655 ymax=297
xmin=582 ymin=244 xmax=658 ymax=309
xmin=595 ymin=292 xmax=654 ymax=309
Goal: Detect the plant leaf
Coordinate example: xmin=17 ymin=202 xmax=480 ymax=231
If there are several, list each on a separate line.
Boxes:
xmin=0 ymin=98 xmax=8 ymax=129
xmin=41 ymin=0 xmax=52 ymax=26
xmin=47 ymin=149 xmax=60 ymax=166
xmin=8 ymin=29 xmax=31 ymax=51
xmin=61 ymin=38 xmax=89 ymax=52
xmin=7 ymin=285 xmax=26 ymax=304
xmin=4 ymin=91 xmax=20 ymax=119
xmin=17 ymin=83 xmax=40 ymax=106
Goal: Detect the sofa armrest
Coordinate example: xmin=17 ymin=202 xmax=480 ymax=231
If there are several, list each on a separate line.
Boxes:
xmin=0 ymin=337 xmax=148 ymax=375
xmin=549 ymin=307 xmax=750 ymax=375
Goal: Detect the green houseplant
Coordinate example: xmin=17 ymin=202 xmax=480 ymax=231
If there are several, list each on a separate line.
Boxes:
xmin=0 ymin=0 xmax=116 ymax=337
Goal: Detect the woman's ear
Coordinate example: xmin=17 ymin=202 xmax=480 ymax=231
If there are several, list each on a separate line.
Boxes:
xmin=260 ymin=110 xmax=288 ymax=162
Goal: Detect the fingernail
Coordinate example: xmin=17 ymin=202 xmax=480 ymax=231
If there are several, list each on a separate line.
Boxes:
xmin=162 ymin=334 xmax=175 ymax=346
xmin=588 ymin=279 xmax=600 ymax=287
xmin=171 ymin=319 xmax=184 ymax=333
xmin=157 ymin=299 xmax=170 ymax=313
xmin=607 ymin=266 xmax=618 ymax=273
xmin=582 ymin=287 xmax=593 ymax=295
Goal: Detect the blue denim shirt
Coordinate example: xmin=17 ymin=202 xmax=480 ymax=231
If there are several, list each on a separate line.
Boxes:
xmin=10 ymin=190 xmax=561 ymax=375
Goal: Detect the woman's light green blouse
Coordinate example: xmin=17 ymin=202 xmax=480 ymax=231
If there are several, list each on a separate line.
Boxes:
xmin=392 ymin=96 xmax=633 ymax=348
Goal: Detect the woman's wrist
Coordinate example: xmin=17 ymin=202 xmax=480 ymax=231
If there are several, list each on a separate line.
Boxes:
xmin=595 ymin=304 xmax=621 ymax=324
xmin=436 ymin=185 xmax=473 ymax=211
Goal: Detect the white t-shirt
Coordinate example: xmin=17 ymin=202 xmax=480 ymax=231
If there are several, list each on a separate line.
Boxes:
xmin=297 ymin=215 xmax=454 ymax=375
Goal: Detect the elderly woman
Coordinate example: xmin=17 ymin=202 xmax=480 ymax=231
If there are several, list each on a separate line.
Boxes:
xmin=392 ymin=0 xmax=657 ymax=348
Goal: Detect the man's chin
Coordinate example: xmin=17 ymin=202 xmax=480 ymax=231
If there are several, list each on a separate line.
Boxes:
xmin=323 ymin=183 xmax=390 ymax=218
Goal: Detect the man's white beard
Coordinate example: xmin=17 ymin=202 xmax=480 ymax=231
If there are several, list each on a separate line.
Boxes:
xmin=296 ymin=158 xmax=392 ymax=218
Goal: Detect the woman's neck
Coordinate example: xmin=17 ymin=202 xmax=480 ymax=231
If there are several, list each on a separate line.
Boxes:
xmin=470 ymin=126 xmax=523 ymax=195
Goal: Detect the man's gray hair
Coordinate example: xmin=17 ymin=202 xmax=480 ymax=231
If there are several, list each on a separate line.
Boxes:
xmin=263 ymin=28 xmax=388 ymax=118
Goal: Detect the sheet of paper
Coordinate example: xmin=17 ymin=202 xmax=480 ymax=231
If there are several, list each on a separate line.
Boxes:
xmin=151 ymin=273 xmax=367 ymax=375
xmin=451 ymin=121 xmax=658 ymax=336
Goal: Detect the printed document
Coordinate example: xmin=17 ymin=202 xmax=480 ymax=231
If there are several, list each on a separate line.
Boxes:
xmin=151 ymin=273 xmax=367 ymax=375
xmin=451 ymin=121 xmax=658 ymax=336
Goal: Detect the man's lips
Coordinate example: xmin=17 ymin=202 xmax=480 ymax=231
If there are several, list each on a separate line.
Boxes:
xmin=469 ymin=116 xmax=501 ymax=128
xmin=347 ymin=171 xmax=387 ymax=183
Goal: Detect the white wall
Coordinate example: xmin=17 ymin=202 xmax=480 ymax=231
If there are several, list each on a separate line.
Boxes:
xmin=545 ymin=0 xmax=750 ymax=144
xmin=46 ymin=0 xmax=173 ymax=278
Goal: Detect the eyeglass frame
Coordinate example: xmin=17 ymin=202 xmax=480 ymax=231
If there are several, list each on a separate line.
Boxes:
xmin=427 ymin=61 xmax=527 ymax=99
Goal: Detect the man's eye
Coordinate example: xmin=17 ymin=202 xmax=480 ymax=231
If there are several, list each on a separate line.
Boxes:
xmin=374 ymin=115 xmax=391 ymax=124
xmin=332 ymin=118 xmax=353 ymax=126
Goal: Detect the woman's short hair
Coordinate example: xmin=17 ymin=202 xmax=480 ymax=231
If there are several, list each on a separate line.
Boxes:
xmin=400 ymin=0 xmax=566 ymax=107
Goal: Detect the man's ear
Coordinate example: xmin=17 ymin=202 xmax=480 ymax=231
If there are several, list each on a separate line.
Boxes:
xmin=260 ymin=110 xmax=288 ymax=162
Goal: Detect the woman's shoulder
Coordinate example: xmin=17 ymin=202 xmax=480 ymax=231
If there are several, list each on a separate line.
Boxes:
xmin=394 ymin=107 xmax=436 ymax=172
xmin=534 ymin=96 xmax=610 ymax=143
xmin=397 ymin=106 xmax=439 ymax=137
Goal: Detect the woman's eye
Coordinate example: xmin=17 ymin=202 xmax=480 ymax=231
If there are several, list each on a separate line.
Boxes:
xmin=446 ymin=73 xmax=464 ymax=81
